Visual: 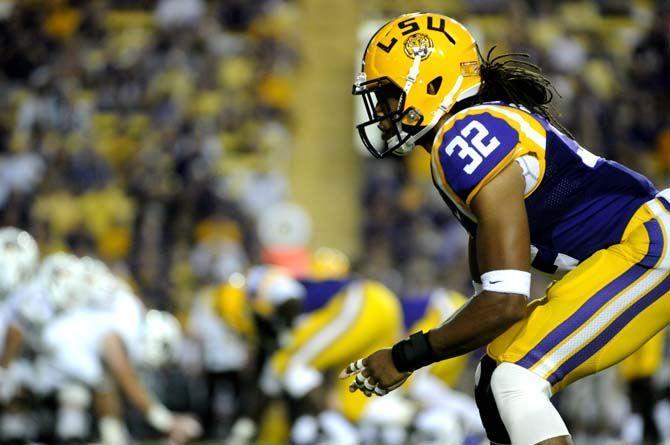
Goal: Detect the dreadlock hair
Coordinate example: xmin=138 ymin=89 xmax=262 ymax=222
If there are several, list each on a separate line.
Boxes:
xmin=455 ymin=46 xmax=572 ymax=136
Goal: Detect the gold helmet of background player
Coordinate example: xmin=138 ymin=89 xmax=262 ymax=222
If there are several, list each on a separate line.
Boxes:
xmin=310 ymin=247 xmax=350 ymax=280
xmin=353 ymin=12 xmax=480 ymax=159
xmin=211 ymin=272 xmax=255 ymax=336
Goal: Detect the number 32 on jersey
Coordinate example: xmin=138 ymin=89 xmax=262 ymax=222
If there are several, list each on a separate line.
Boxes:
xmin=433 ymin=112 xmax=521 ymax=203
xmin=444 ymin=120 xmax=501 ymax=174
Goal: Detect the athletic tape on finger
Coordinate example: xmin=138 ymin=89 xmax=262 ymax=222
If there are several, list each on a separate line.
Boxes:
xmin=374 ymin=386 xmax=387 ymax=396
xmin=363 ymin=378 xmax=376 ymax=391
xmin=355 ymin=359 xmax=365 ymax=371
xmin=355 ymin=374 xmax=366 ymax=387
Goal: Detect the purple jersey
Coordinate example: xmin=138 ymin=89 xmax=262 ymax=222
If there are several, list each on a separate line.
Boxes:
xmin=431 ymin=103 xmax=657 ymax=274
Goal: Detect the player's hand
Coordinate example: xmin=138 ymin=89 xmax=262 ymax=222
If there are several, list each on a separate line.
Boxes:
xmin=339 ymin=348 xmax=411 ymax=397
xmin=167 ymin=414 xmax=202 ymax=445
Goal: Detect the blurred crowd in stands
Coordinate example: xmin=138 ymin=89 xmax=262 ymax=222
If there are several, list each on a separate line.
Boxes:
xmin=0 ymin=0 xmax=298 ymax=316
xmin=3 ymin=0 xmax=670 ymax=305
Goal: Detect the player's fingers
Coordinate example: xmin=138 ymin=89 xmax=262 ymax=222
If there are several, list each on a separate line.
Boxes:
xmin=349 ymin=382 xmax=359 ymax=393
xmin=355 ymin=373 xmax=367 ymax=389
xmin=363 ymin=378 xmax=376 ymax=392
xmin=374 ymin=385 xmax=387 ymax=396
xmin=339 ymin=364 xmax=354 ymax=379
xmin=339 ymin=358 xmax=365 ymax=378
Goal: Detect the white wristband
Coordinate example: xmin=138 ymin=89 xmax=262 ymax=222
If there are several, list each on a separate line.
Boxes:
xmin=146 ymin=404 xmax=174 ymax=433
xmin=481 ymin=270 xmax=531 ymax=298
xmin=472 ymin=281 xmax=483 ymax=294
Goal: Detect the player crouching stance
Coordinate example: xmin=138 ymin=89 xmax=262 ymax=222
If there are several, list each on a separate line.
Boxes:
xmin=44 ymin=262 xmax=201 ymax=445
xmin=276 ymin=280 xmax=401 ymax=445
xmin=248 ymin=271 xmax=402 ymax=445
xmin=1 ymin=255 xmax=201 ymax=445
xmin=343 ymin=12 xmax=670 ymax=445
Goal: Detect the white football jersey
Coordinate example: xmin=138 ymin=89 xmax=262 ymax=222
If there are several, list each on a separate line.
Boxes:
xmin=41 ymin=308 xmax=119 ymax=386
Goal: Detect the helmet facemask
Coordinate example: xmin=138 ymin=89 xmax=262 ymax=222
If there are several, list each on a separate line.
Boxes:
xmin=353 ymin=75 xmax=425 ymax=159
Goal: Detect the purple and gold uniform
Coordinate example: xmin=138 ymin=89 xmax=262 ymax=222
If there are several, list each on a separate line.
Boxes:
xmin=271 ymin=279 xmax=402 ymax=421
xmin=408 ymin=289 xmax=469 ymax=388
xmin=431 ymin=102 xmax=670 ymax=393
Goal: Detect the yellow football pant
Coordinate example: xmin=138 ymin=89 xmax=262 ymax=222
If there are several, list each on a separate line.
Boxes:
xmin=619 ymin=330 xmax=665 ymax=380
xmin=272 ymin=280 xmax=402 ymax=420
xmin=488 ymin=196 xmax=670 ymax=393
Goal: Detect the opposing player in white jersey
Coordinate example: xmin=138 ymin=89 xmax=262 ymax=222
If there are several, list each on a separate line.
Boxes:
xmin=1 ymin=254 xmax=201 ymax=445
xmin=44 ymin=257 xmax=201 ymax=445
xmin=0 ymin=228 xmax=43 ymax=441
xmin=0 ymin=250 xmax=77 ymax=398
xmin=0 ymin=227 xmax=39 ymax=355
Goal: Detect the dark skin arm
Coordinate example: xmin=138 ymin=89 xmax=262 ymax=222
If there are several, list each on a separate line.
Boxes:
xmin=0 ymin=324 xmax=23 ymax=369
xmin=341 ymin=162 xmax=530 ymax=394
xmin=94 ymin=381 xmax=123 ymax=421
xmin=429 ymin=161 xmax=530 ymax=358
xmin=469 ymin=236 xmax=481 ymax=284
xmin=101 ymin=333 xmax=153 ymax=414
xmin=101 ymin=333 xmax=202 ymax=443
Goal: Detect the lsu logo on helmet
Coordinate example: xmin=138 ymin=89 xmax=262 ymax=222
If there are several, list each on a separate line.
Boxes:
xmin=403 ymin=33 xmax=434 ymax=60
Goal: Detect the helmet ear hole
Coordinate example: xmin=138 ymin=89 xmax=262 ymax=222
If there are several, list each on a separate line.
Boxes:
xmin=427 ymin=76 xmax=443 ymax=95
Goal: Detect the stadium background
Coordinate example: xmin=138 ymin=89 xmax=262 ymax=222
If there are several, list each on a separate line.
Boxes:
xmin=1 ymin=0 xmax=670 ymax=443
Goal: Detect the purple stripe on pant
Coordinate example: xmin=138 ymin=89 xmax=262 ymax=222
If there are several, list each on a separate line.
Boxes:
xmin=547 ymin=269 xmax=670 ymax=385
xmin=515 ymin=218 xmax=664 ymax=370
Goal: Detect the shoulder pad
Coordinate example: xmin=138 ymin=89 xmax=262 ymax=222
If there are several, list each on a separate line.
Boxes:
xmin=432 ymin=107 xmax=520 ymax=204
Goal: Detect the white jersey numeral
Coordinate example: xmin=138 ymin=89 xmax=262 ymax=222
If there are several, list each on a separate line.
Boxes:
xmin=445 ymin=136 xmax=482 ymax=175
xmin=462 ymin=121 xmax=500 ymax=156
xmin=443 ymin=120 xmax=500 ymax=175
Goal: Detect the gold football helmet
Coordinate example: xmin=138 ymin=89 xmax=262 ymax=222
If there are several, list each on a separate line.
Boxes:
xmin=310 ymin=247 xmax=350 ymax=280
xmin=353 ymin=13 xmax=480 ymax=158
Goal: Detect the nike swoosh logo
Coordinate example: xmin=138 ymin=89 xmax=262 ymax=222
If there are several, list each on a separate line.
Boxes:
xmin=488 ymin=280 xmax=502 ymax=284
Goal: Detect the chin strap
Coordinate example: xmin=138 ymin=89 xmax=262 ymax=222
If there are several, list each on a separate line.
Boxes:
xmin=403 ymin=54 xmax=422 ymax=95
xmin=392 ymin=75 xmax=484 ymax=156
xmin=389 ymin=54 xmax=423 ymax=156
xmin=392 ymin=75 xmax=465 ymax=155
xmin=389 ymin=124 xmax=413 ymax=156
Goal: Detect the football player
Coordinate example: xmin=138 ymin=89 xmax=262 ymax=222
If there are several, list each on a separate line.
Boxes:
xmin=1 ymin=255 xmax=201 ymax=445
xmin=0 ymin=252 xmax=93 ymax=442
xmin=341 ymin=12 xmax=670 ymax=445
xmin=0 ymin=228 xmax=41 ymax=441
xmin=0 ymin=227 xmax=39 ymax=359
xmin=218 ymin=265 xmax=307 ymax=445
xmin=45 ymin=259 xmax=201 ymax=445
xmin=267 ymin=275 xmax=403 ymax=445
xmin=186 ymin=272 xmax=253 ymax=437
xmin=0 ymin=252 xmax=89 ymax=384
xmin=41 ymin=306 xmax=199 ymax=445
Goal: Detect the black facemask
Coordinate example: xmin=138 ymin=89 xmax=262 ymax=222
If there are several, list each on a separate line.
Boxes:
xmin=352 ymin=76 xmax=424 ymax=159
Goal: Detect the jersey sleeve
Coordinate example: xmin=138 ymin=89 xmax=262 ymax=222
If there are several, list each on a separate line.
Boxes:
xmin=432 ymin=110 xmax=521 ymax=205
